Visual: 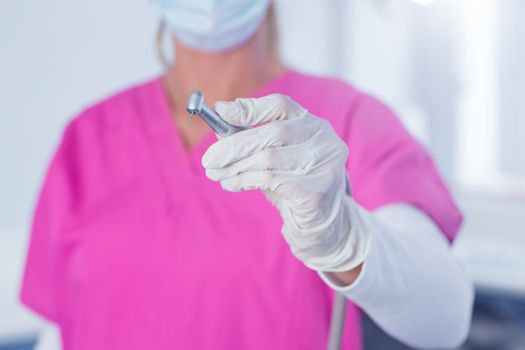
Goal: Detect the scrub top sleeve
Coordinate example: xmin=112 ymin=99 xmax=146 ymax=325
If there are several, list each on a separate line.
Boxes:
xmin=346 ymin=95 xmax=463 ymax=242
xmin=20 ymin=120 xmax=79 ymax=322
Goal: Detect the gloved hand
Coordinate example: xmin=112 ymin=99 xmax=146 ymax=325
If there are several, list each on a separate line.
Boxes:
xmin=202 ymin=94 xmax=372 ymax=272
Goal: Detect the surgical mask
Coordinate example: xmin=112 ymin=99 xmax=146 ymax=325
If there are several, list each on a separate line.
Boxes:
xmin=154 ymin=0 xmax=271 ymax=53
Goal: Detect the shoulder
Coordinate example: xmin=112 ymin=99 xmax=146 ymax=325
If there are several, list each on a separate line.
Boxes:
xmin=67 ymin=77 xmax=162 ymax=136
xmin=59 ymin=77 xmax=164 ymax=167
xmin=287 ymin=71 xmax=399 ymax=137
xmin=52 ymin=78 xmax=163 ymax=203
xmin=286 ymin=71 xmax=362 ymax=109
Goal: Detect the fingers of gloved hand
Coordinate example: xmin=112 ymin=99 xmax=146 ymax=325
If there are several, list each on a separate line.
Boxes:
xmin=205 ymin=144 xmax=314 ymax=181
xmin=215 ymin=93 xmax=307 ymax=127
xmin=202 ymin=116 xmax=314 ymax=168
xmin=218 ymin=170 xmax=297 ymax=194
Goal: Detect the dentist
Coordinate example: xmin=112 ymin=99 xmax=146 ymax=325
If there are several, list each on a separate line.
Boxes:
xmin=21 ymin=1 xmax=473 ymax=349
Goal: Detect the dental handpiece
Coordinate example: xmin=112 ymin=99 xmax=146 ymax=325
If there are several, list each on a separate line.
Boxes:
xmin=186 ymin=91 xmax=247 ymax=137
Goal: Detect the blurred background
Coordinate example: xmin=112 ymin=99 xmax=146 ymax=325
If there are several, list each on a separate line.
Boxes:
xmin=0 ymin=0 xmax=524 ymax=349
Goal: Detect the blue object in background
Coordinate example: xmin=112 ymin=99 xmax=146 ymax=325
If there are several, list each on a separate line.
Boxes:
xmin=0 ymin=338 xmax=36 ymax=350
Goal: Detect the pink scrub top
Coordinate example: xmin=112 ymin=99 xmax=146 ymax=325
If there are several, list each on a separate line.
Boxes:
xmin=21 ymin=71 xmax=462 ymax=350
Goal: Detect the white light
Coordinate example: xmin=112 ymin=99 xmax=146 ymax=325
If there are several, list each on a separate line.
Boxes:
xmin=412 ymin=0 xmax=436 ymax=5
xmin=456 ymin=0 xmax=500 ymax=188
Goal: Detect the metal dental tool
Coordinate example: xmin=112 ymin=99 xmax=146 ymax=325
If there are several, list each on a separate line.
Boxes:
xmin=186 ymin=91 xmax=247 ymax=137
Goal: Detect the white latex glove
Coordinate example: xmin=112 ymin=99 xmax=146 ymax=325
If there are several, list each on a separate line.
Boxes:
xmin=202 ymin=94 xmax=372 ymax=272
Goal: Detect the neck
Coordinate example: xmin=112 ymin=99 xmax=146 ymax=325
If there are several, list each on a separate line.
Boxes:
xmin=165 ymin=27 xmax=286 ymax=117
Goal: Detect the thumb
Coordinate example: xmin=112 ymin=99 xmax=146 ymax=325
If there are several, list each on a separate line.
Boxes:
xmin=215 ymin=94 xmax=306 ymax=127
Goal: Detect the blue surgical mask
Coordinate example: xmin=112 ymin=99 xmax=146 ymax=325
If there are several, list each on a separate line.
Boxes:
xmin=154 ymin=0 xmax=270 ymax=53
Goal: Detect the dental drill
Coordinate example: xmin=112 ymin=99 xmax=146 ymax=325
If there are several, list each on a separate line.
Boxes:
xmin=186 ymin=91 xmax=247 ymax=137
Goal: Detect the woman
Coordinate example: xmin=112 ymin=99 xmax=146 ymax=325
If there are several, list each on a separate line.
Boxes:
xmin=21 ymin=1 xmax=473 ymax=349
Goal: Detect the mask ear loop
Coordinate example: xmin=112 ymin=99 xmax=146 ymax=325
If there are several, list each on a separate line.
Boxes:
xmin=156 ymin=20 xmax=171 ymax=69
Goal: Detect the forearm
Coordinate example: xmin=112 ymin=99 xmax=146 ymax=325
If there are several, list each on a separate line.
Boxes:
xmin=320 ymin=204 xmax=474 ymax=349
xmin=331 ymin=263 xmax=362 ymax=286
